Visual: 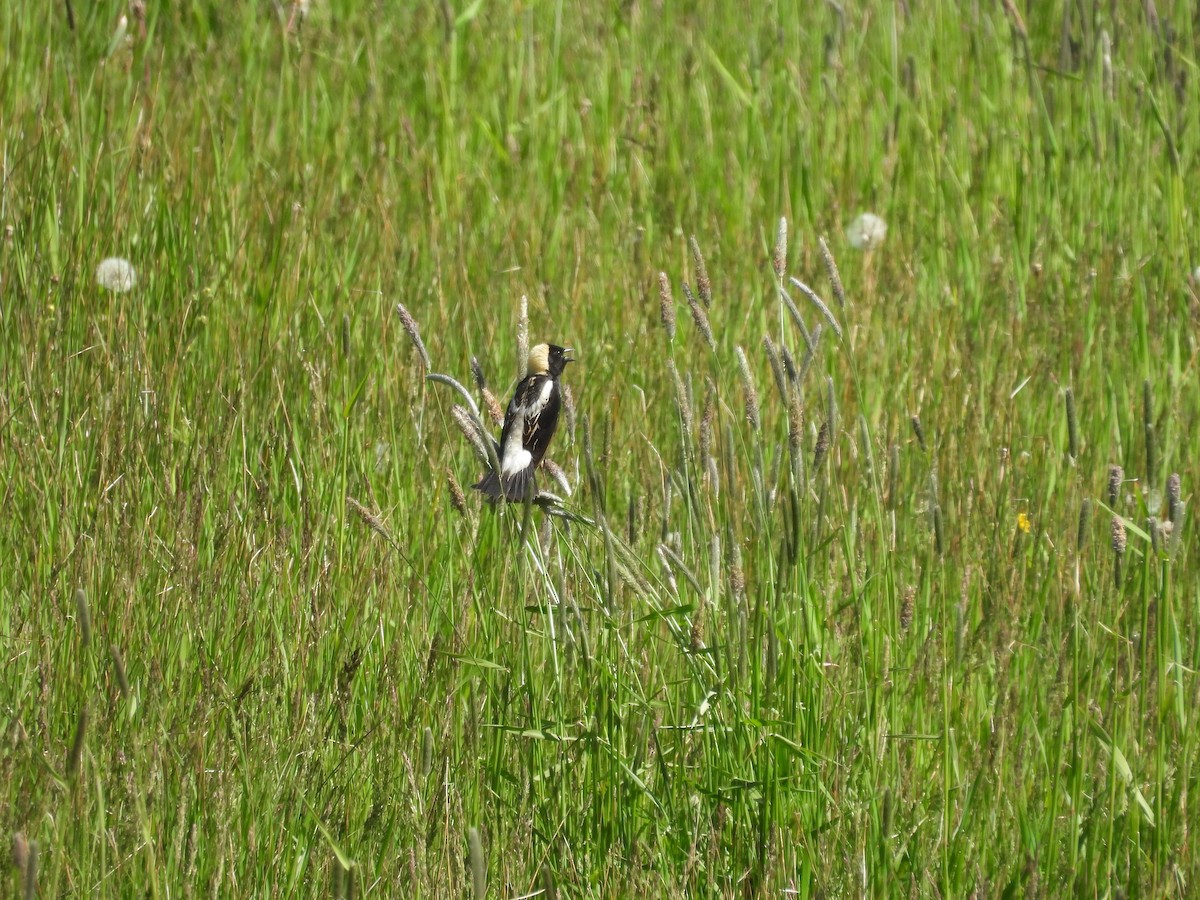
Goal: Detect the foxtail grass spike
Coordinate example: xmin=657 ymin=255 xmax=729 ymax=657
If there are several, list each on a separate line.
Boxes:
xmin=68 ymin=708 xmax=88 ymax=779
xmin=780 ymin=343 xmax=799 ymax=386
xmin=1111 ymin=516 xmax=1126 ymax=588
xmin=517 ymin=295 xmax=529 ymax=378
xmin=450 ymin=405 xmax=493 ymax=466
xmin=341 ymin=313 xmax=351 ymax=360
xmin=74 ymin=588 xmax=91 ymax=648
xmin=911 ymin=415 xmax=926 ymax=452
xmin=111 ymin=645 xmax=130 ymax=697
xmin=899 ymin=586 xmax=915 ymax=633
xmin=1076 ymin=498 xmax=1091 ymax=553
xmin=1167 ymin=473 xmax=1181 ymax=523
xmin=763 ymin=335 xmax=788 ymax=401
xmin=470 ymin=356 xmax=487 ymax=391
xmin=818 ymin=236 xmax=846 ymax=309
xmin=773 ymin=217 xmax=788 ymax=278
xmin=1108 ymin=464 xmax=1123 ymax=509
xmin=12 ymin=833 xmax=29 ymax=884
xmin=1167 ymin=505 xmax=1184 ymax=558
xmin=682 ymin=281 xmax=714 ymax=350
xmin=789 ymin=276 xmax=842 ymax=339
xmin=787 ymin=390 xmax=804 ymax=478
xmin=467 ymin=828 xmax=486 ymax=900
xmin=813 ymin=420 xmax=830 ymax=470
xmin=658 ymin=272 xmax=676 ymax=341
xmin=668 ymin=359 xmax=692 ymax=437
xmin=798 ymin=324 xmax=822 ymax=382
xmin=445 ymin=470 xmax=467 ymax=517
xmin=562 ymin=383 xmax=576 ymax=444
xmin=933 ymin=505 xmax=945 ymax=556
xmin=481 ymin=388 xmax=504 ymax=426
xmin=1064 ymin=388 xmax=1078 ymax=459
xmin=690 ymin=235 xmax=711 ymax=307
xmin=735 ymin=346 xmax=760 ymax=432
xmin=1110 ymin=516 xmax=1127 ymax=555
xmin=699 ymin=379 xmax=717 ymax=462
xmin=23 ymin=839 xmax=37 ymax=900
xmin=395 ymin=304 xmax=431 ymax=369
xmin=779 ymin=285 xmax=813 ymax=349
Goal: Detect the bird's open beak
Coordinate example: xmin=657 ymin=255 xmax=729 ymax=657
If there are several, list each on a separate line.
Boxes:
xmin=563 ymin=348 xmax=575 ymax=364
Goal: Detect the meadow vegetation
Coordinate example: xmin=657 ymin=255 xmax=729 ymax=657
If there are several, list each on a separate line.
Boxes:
xmin=2 ymin=1 xmax=1199 ymax=895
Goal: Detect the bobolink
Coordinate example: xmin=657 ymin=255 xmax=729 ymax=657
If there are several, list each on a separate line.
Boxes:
xmin=474 ymin=343 xmax=573 ymax=502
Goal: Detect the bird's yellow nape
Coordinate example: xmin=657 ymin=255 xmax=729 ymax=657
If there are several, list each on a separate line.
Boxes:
xmin=527 ymin=343 xmax=550 ymax=374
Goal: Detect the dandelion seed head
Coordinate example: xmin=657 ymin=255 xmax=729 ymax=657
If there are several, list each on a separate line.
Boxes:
xmin=846 ymin=213 xmax=887 ymax=250
xmin=96 ymin=257 xmax=137 ymax=292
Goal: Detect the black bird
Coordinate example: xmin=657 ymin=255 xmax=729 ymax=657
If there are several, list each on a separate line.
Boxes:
xmin=474 ymin=343 xmax=573 ymax=501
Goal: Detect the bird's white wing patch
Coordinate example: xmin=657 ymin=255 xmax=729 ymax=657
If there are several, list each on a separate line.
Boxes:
xmin=501 ymin=407 xmax=533 ymax=476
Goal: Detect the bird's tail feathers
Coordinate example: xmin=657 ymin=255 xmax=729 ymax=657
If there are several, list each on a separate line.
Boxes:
xmin=473 ymin=467 xmax=538 ymax=502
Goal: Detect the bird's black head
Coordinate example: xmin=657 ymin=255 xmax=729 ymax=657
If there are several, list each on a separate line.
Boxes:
xmin=529 ymin=343 xmax=574 ymax=377
xmin=547 ymin=344 xmax=573 ymax=377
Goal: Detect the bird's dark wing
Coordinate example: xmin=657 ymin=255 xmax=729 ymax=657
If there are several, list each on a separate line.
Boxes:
xmin=518 ymin=377 xmax=561 ymax=465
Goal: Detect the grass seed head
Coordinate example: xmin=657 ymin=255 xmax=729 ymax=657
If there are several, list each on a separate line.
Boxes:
xmin=481 ymin=387 xmax=504 ymax=426
xmin=445 ymin=469 xmax=467 ymax=517
xmin=517 ymin=295 xmax=529 ymax=377
xmin=818 ymin=235 xmax=846 ymax=308
xmin=690 ymin=235 xmax=711 ymax=306
xmin=451 ymin=405 xmax=492 ymax=465
xmin=22 ymin=839 xmax=36 ymax=900
xmin=682 ymin=281 xmax=714 ymax=350
xmin=790 ymin=276 xmax=842 ymax=340
xmin=699 ymin=379 xmax=717 ymax=461
xmin=668 ymin=359 xmax=692 ymax=437
xmin=1108 ymin=464 xmax=1123 ymax=508
xmin=111 ymin=645 xmax=130 ymax=697
xmin=780 ymin=343 xmax=799 ymax=386
xmin=1110 ymin=516 xmax=1127 ymax=555
xmin=12 ymin=832 xmax=28 ymax=877
xmin=67 ymin=708 xmax=89 ymax=779
xmin=773 ymin=217 xmax=788 ymax=278
xmin=73 ymin=588 xmax=91 ymax=647
xmin=470 ymin=356 xmax=487 ymax=391
xmin=562 ymin=383 xmax=576 ymax=443
xmin=657 ymin=272 xmax=676 ymax=341
xmin=395 ymin=304 xmax=432 ymax=369
xmin=1167 ymin=472 xmax=1181 ymax=522
xmin=468 ymin=828 xmax=486 ymax=899
xmin=1064 ymin=388 xmax=1078 ymax=459
xmin=735 ymin=346 xmax=760 ymax=432
xmin=900 ymin=586 xmax=915 ymax=632
xmin=814 ymin=420 xmax=831 ymax=469
xmin=1077 ymin=498 xmax=1092 ymax=553
xmin=763 ymin=334 xmax=788 ymax=401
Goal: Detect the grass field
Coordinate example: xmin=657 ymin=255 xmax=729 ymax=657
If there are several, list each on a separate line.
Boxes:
xmin=3 ymin=1 xmax=1199 ymax=895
